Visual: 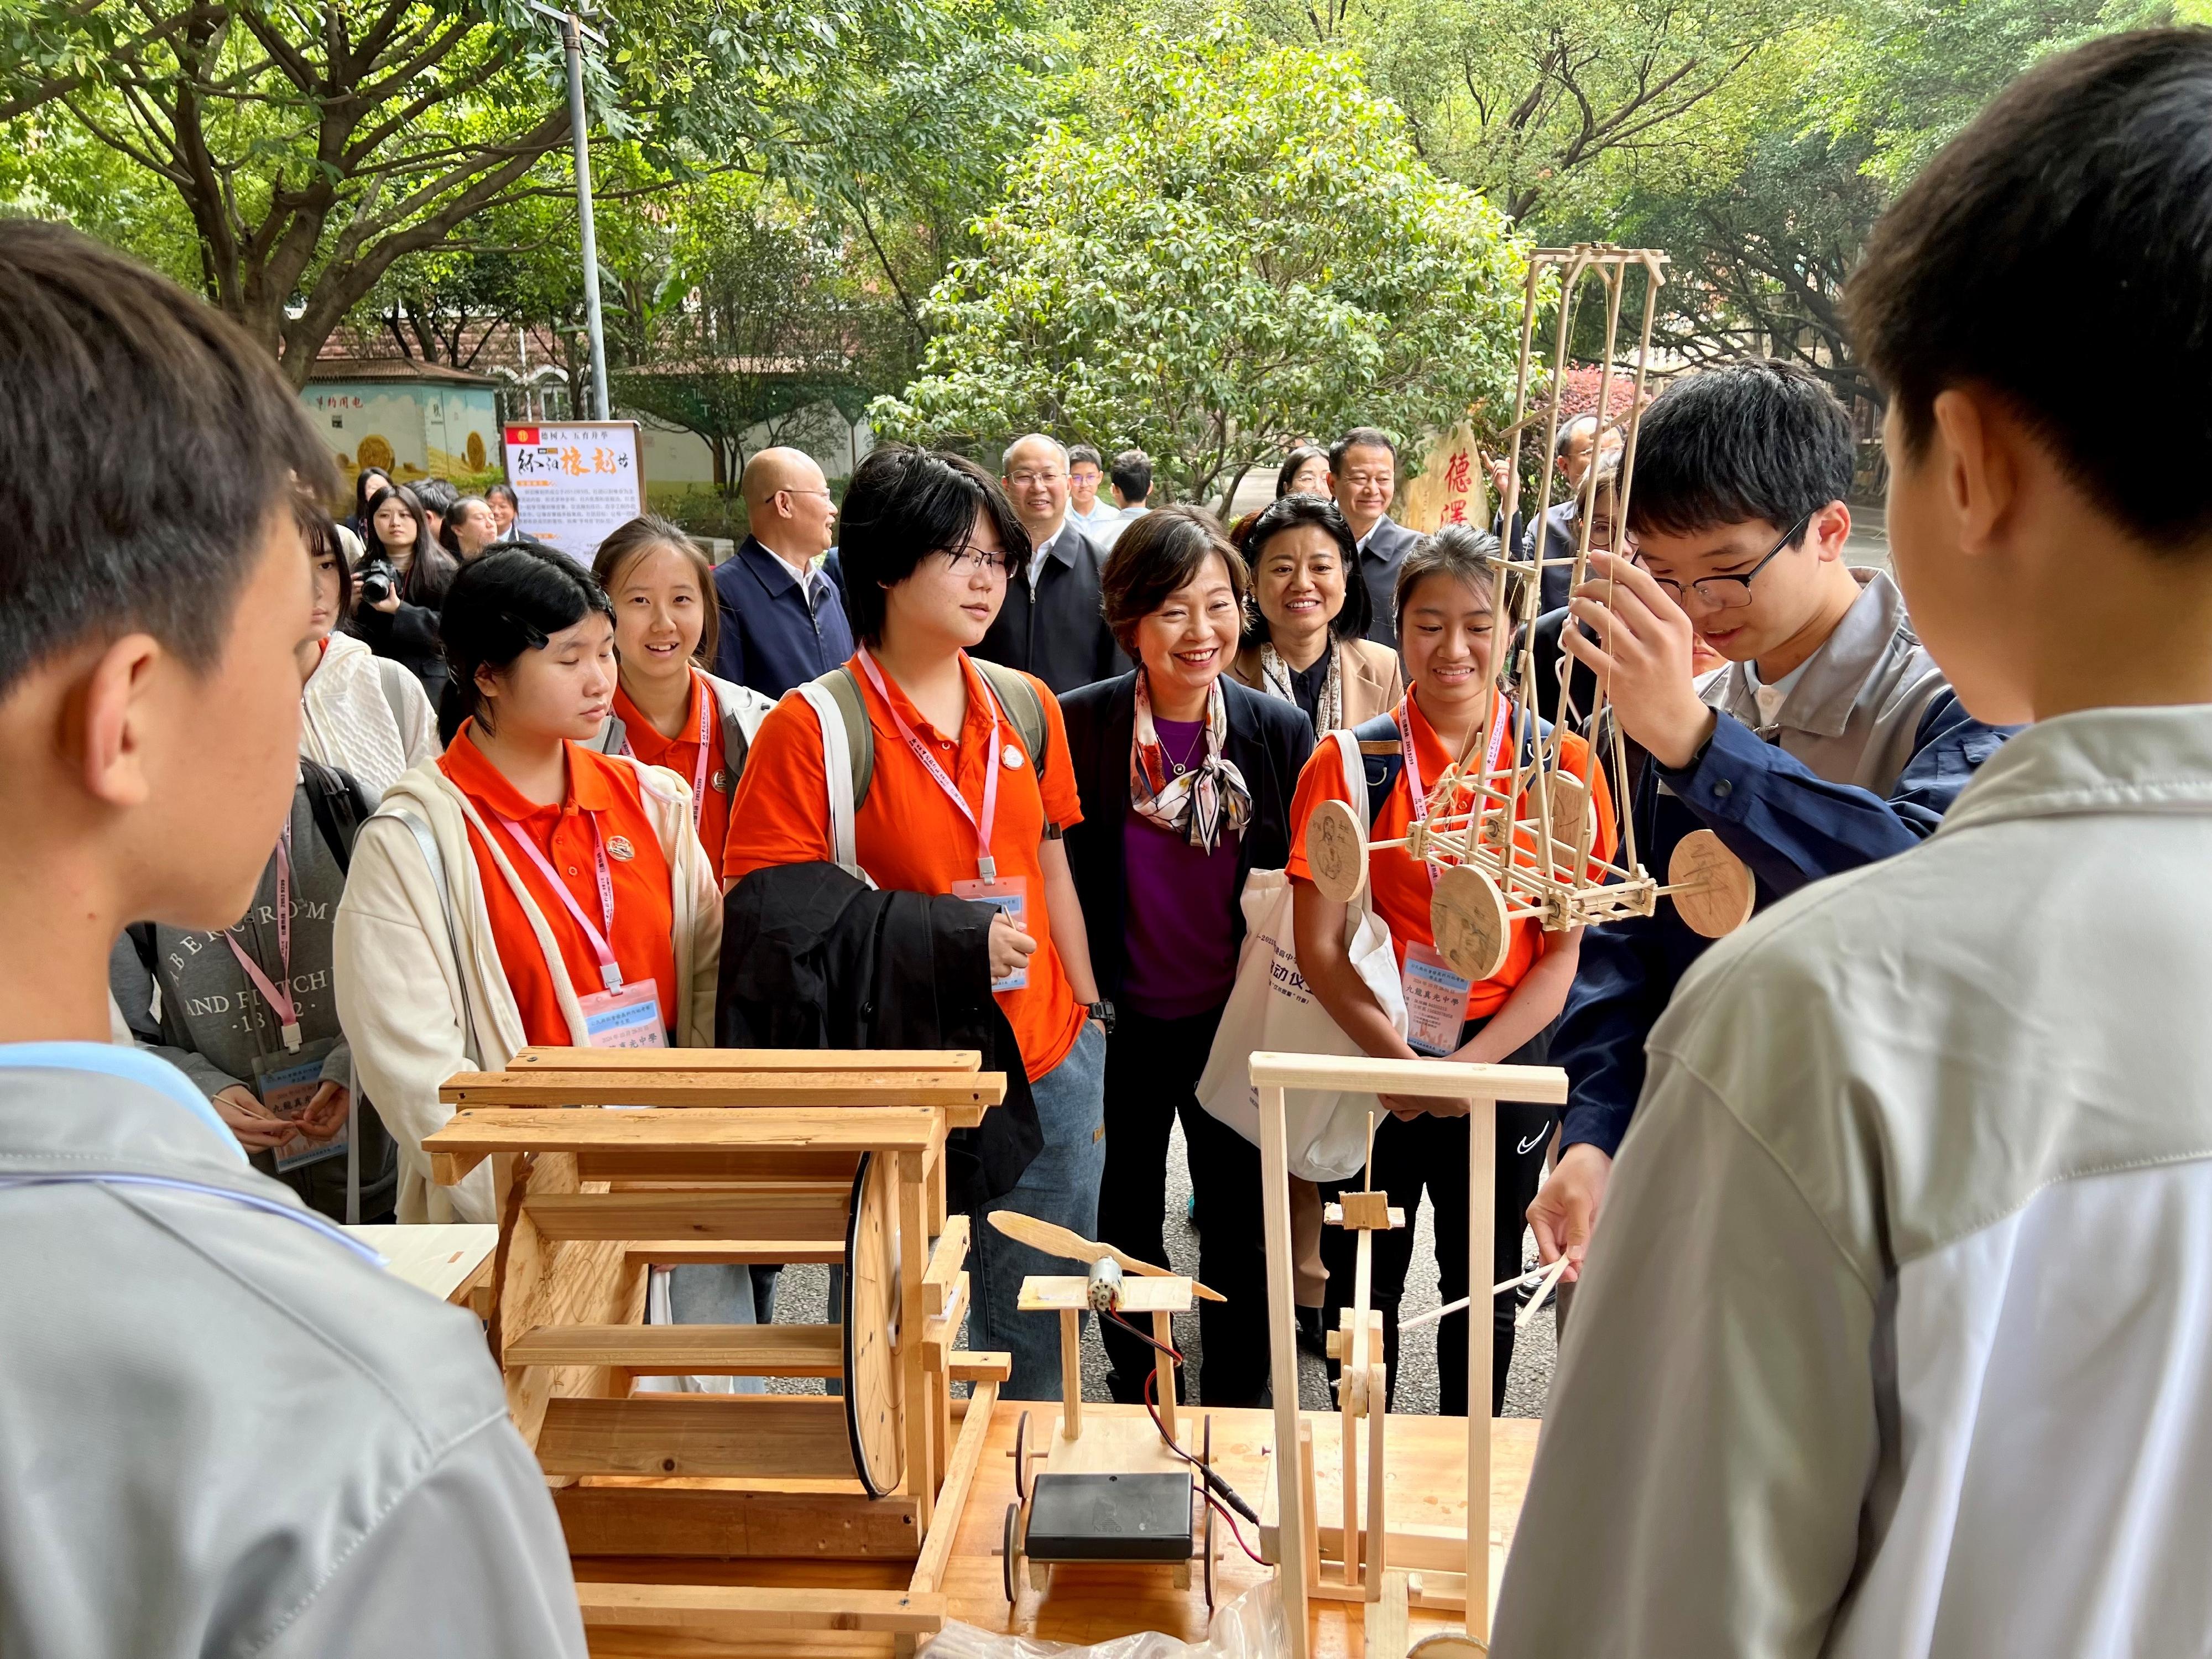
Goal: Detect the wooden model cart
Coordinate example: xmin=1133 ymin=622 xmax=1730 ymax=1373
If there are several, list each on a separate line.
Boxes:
xmin=420 ymin=1047 xmax=1013 ymax=1657
xmin=1249 ymin=1050 xmax=1568 ymax=1659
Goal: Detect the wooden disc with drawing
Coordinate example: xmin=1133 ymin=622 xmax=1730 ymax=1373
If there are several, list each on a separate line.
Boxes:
xmin=1306 ymin=796 xmax=1368 ymax=904
xmin=842 ymin=1150 xmax=904 ymax=1497
xmin=1546 ymin=770 xmax=1596 ymax=853
xmin=1430 ymin=864 xmax=1512 ymax=983
xmin=1667 ymin=828 xmax=1756 ymax=938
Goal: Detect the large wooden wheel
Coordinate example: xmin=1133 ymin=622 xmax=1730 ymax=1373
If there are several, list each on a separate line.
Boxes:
xmin=1667 ymin=829 xmax=1756 ymax=939
xmin=1430 ymin=864 xmax=1511 ymax=983
xmin=1306 ymin=797 xmax=1369 ymax=905
xmin=841 ymin=1151 xmax=904 ymax=1498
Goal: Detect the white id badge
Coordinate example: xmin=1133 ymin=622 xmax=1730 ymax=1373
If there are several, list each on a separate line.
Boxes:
xmin=250 ymin=1036 xmax=345 ymax=1172
xmin=953 ymin=874 xmax=1030 ymax=992
xmin=1401 ymin=942 xmax=1473 ymax=1057
xmin=578 ymin=979 xmax=669 ymax=1048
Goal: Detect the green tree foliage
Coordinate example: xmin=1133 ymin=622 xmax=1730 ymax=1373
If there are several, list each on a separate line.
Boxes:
xmin=873 ymin=12 xmax=1527 ymax=505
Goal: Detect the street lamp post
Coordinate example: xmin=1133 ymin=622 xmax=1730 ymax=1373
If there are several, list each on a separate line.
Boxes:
xmin=529 ymin=0 xmax=611 ymax=420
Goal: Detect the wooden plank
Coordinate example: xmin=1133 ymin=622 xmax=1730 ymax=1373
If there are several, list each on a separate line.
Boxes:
xmin=1366 ymin=1570 xmax=1412 ymax=1659
xmin=525 ymin=1191 xmax=851 ymax=1244
xmin=921 ymin=1215 xmax=969 ymax=1317
xmin=947 ymin=1352 xmax=1010 ymax=1384
xmin=624 ymin=1240 xmax=849 ymax=1267
xmin=1245 ymin=1051 xmax=1564 ymax=1103
xmin=510 ymin=1323 xmax=844 ymax=1375
xmin=555 ymin=1485 xmax=921 ymax=1560
xmin=920 ymin=1275 xmax=969 ymax=1374
xmin=581 ymin=1149 xmax=862 ymax=1185
xmin=908 ymin=1379 xmax=997 ymax=1595
xmin=439 ymin=1071 xmax=999 ymax=1109
xmin=512 ymin=1047 xmax=981 ymax=1073
xmin=1017 ymin=1276 xmax=1192 ymax=1313
xmin=427 ymin=1107 xmax=940 ymax=1183
xmin=1258 ymin=1083 xmax=1311 ymax=1659
xmin=1466 ymin=1098 xmax=1494 ymax=1643
xmin=577 ymin=1583 xmax=944 ymax=1635
xmin=538 ymin=1396 xmax=858 ymax=1481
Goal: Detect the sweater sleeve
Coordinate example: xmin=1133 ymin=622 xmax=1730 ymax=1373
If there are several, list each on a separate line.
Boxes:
xmin=1493 ymin=1048 xmax=1878 ymax=1656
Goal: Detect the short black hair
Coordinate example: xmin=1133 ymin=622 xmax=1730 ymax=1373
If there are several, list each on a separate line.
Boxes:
xmin=1397 ymin=524 xmax=1515 ymax=635
xmin=1099 ymin=505 xmax=1249 ymax=655
xmin=1240 ymin=493 xmax=1373 ymax=643
xmin=1848 ymin=28 xmax=2212 ymax=545
xmin=838 ymin=444 xmax=1031 ymax=645
xmin=413 ymin=478 xmax=458 ymax=519
xmin=364 ymin=484 xmax=459 ymax=604
xmin=0 ymin=220 xmax=334 ymax=698
xmin=1276 ymin=445 xmax=1330 ymax=498
xmin=438 ymin=545 xmax=613 ymax=733
xmin=354 ymin=467 xmax=394 ymax=523
xmin=487 ymin=482 xmax=520 ymax=512
xmin=1067 ymin=444 xmax=1103 ymax=471
xmin=1623 ymin=361 xmax=1852 ymax=539
xmin=1110 ymin=449 xmax=1153 ymax=504
xmin=1329 ymin=427 xmax=1397 ymax=473
xmin=300 ymin=502 xmax=353 ymax=619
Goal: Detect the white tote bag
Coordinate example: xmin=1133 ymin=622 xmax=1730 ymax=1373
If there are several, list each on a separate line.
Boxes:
xmin=1196 ymin=729 xmax=1407 ymax=1181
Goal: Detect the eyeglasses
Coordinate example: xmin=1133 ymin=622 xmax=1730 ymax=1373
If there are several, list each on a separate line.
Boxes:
xmin=1005 ymin=471 xmax=1065 ymax=487
xmin=778 ymin=487 xmax=834 ymax=502
xmin=937 ymin=544 xmax=1011 ymax=578
xmin=1635 ymin=511 xmax=1814 ymax=612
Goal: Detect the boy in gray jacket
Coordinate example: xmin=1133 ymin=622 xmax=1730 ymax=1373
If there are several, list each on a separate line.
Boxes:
xmin=0 ymin=222 xmax=585 ymax=1657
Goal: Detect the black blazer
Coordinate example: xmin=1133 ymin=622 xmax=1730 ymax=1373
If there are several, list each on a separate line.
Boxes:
xmin=974 ymin=519 xmax=1130 ymax=695
xmin=1058 ymin=672 xmax=1316 ymax=1004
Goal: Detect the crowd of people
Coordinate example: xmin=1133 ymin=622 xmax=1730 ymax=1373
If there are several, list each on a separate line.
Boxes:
xmin=8 ymin=27 xmax=2212 ymax=1657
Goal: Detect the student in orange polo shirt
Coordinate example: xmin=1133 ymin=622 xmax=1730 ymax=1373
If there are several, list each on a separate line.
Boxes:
xmin=589 ymin=515 xmax=774 ymax=877
xmin=1286 ymin=524 xmax=1613 ymax=1417
xmin=726 ymin=445 xmax=1108 ymax=1402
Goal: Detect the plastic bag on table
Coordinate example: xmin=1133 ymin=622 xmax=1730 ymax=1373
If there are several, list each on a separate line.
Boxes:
xmin=926 ymin=1578 xmax=1289 ymax=1659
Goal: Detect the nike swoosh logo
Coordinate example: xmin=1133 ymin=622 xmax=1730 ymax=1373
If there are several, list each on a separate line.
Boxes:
xmin=1516 ymin=1132 xmax=1547 ymax=1156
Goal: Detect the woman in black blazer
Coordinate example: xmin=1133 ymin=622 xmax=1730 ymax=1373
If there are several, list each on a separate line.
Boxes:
xmin=1060 ymin=507 xmax=1315 ymax=1407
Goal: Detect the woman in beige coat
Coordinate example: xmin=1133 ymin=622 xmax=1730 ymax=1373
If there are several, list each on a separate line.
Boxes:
xmin=1229 ymin=490 xmax=1402 ymax=1348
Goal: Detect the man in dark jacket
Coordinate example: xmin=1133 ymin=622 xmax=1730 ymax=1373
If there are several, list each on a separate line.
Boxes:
xmin=712 ymin=447 xmax=854 ymax=696
xmin=975 ymin=434 xmax=1129 ymax=693
xmin=1329 ymin=426 xmax=1421 ymax=646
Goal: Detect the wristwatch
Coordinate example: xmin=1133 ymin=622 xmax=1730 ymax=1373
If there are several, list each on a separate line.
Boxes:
xmin=1087 ymin=1000 xmax=1117 ymax=1036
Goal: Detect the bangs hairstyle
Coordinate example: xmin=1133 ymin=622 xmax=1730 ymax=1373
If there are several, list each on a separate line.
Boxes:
xmin=1622 ymin=361 xmax=1853 ymax=540
xmin=299 ymin=500 xmax=353 ymax=619
xmin=838 ymin=445 xmax=1030 ymax=644
xmin=1395 ymin=524 xmax=1518 ymax=634
xmin=1239 ymin=493 xmax=1370 ymax=645
xmin=593 ymin=514 xmax=720 ymax=666
xmin=364 ymin=484 xmax=459 ymax=604
xmin=1846 ymin=28 xmax=2212 ymax=546
xmin=1100 ymin=505 xmax=1249 ymax=655
xmin=353 ymin=466 xmax=393 ymax=523
xmin=0 ymin=220 xmax=336 ymax=697
xmin=439 ymin=545 xmax=613 ymax=734
xmin=1275 ymin=445 xmax=1330 ymax=497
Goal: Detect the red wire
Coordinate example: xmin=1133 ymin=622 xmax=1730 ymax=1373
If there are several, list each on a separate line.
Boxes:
xmin=1142 ymin=1363 xmax=1269 ymax=1565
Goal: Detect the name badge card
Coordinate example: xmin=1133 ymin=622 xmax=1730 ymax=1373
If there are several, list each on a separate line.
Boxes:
xmin=249 ymin=1035 xmax=346 ymax=1171
xmin=578 ymin=979 xmax=669 ymax=1048
xmin=954 ymin=874 xmax=1030 ymax=992
xmin=1401 ymin=942 xmax=1472 ymax=1057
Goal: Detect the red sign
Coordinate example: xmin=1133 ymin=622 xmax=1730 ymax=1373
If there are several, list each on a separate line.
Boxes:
xmin=505 ymin=425 xmax=539 ymax=446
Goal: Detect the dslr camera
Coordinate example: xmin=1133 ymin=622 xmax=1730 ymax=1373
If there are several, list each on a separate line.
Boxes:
xmin=357 ymin=556 xmax=400 ymax=607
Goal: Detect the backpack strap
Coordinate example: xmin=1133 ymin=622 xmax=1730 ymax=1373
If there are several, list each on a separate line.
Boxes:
xmin=811 ymin=665 xmax=875 ymax=811
xmin=795 ymin=680 xmax=865 ymax=880
xmin=299 ymin=759 xmax=372 ymax=874
xmin=973 ymin=659 xmax=1052 ymax=786
xmin=1349 ymin=711 xmax=1404 ymax=832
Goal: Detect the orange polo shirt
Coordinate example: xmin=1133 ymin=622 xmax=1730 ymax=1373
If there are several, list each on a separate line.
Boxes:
xmin=725 ymin=651 xmax=1086 ymax=1081
xmin=612 ymin=670 xmax=733 ymax=873
xmin=1286 ymin=690 xmax=1616 ymax=1020
xmin=440 ymin=726 xmax=680 ymax=1045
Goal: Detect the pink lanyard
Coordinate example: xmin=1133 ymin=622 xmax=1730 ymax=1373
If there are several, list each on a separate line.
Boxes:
xmin=1397 ymin=693 xmax=1510 ymax=888
xmin=495 ymin=809 xmax=627 ymax=992
xmin=224 ymin=822 xmax=303 ymax=1050
xmin=621 ymin=670 xmax=716 ymax=831
xmin=854 ymin=648 xmax=1003 ymax=881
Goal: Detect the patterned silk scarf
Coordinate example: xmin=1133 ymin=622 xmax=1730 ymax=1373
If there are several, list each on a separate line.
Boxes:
xmin=1257 ymin=640 xmax=1343 ymax=737
xmin=1130 ymin=671 xmax=1254 ymax=852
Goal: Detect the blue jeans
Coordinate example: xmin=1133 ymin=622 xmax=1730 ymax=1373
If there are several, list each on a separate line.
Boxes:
xmin=643 ymin=1264 xmax=780 ymax=1396
xmin=971 ymin=1019 xmax=1108 ymax=1401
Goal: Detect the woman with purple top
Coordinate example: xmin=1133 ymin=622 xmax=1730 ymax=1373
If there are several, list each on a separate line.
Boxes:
xmin=1059 ymin=507 xmax=1316 ymax=1406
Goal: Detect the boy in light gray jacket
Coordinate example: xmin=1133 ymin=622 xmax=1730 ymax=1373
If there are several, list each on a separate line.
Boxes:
xmin=0 ymin=221 xmax=585 ymax=1658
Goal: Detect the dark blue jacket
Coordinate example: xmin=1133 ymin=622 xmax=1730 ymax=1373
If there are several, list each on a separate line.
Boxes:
xmin=1556 ymin=572 xmax=2014 ymax=1156
xmin=711 ymin=537 xmax=854 ymax=698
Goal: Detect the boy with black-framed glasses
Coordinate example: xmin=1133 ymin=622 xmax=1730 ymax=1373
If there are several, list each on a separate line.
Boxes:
xmin=1526 ymin=359 xmax=2012 ymax=1281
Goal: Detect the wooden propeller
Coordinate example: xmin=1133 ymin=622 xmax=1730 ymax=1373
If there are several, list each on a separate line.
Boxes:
xmin=987 ymin=1211 xmax=1225 ymax=1302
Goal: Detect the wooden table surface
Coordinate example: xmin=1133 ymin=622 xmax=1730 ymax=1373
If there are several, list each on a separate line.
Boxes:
xmin=577 ymin=1401 xmax=1538 ymax=1657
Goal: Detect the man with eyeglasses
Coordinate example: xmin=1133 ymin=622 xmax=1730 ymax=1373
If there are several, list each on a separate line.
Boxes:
xmin=976 ymin=432 xmax=1129 ymax=693
xmin=712 ymin=446 xmax=854 ymax=698
xmin=1526 ymin=360 xmax=2012 ymax=1288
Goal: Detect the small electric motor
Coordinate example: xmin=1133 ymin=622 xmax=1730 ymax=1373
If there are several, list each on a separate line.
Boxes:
xmin=1086 ymin=1255 xmax=1124 ymax=1313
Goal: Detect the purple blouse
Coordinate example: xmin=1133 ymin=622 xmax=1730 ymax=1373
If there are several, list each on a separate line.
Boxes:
xmin=1120 ymin=718 xmax=1243 ymax=1020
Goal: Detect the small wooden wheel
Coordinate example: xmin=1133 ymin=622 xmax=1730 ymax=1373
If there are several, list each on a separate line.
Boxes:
xmin=1306 ymin=796 xmax=1368 ymax=904
xmin=842 ymin=1151 xmax=904 ymax=1497
xmin=1667 ymin=829 xmax=1756 ymax=938
xmin=1408 ymin=1637 xmax=1488 ymax=1656
xmin=1002 ymin=1500 xmax=1022 ymax=1606
xmin=1545 ymin=770 xmax=1596 ymax=854
xmin=1013 ymin=1408 xmax=1034 ymax=1501
xmin=1430 ymin=863 xmax=1512 ymax=983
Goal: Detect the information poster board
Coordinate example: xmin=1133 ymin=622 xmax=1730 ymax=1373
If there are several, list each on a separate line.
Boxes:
xmin=502 ymin=420 xmax=646 ymax=561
